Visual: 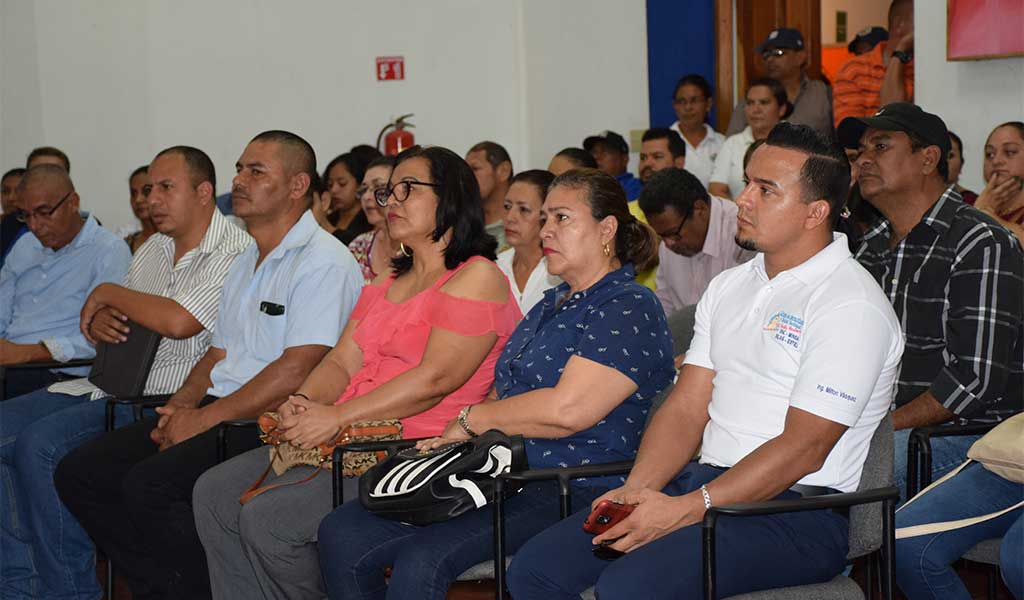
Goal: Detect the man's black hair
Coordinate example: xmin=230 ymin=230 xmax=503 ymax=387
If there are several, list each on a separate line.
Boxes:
xmin=153 ymin=146 xmax=217 ymax=195
xmin=26 ymin=146 xmax=70 ymax=172
xmin=764 ymin=122 xmax=851 ymax=227
xmin=468 ymin=141 xmax=514 ymax=178
xmin=554 ymin=147 xmax=598 ymax=169
xmin=637 ymin=168 xmax=709 ymax=218
xmin=250 ymin=130 xmax=317 ymax=199
xmin=642 ymin=128 xmax=686 ymax=159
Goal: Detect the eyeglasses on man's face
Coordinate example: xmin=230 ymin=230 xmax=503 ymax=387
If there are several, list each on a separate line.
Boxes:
xmin=374 ymin=180 xmax=442 ymax=207
xmin=15 ymin=190 xmax=72 ymax=223
xmin=657 ymin=212 xmax=689 ymax=242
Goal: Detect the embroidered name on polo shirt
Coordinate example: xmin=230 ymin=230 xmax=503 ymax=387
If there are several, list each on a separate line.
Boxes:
xmin=816 ymin=384 xmax=857 ymax=403
xmin=763 ymin=311 xmax=804 ymax=349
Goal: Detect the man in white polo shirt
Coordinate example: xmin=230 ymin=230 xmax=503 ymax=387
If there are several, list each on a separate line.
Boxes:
xmin=508 ymin=122 xmax=904 ymax=599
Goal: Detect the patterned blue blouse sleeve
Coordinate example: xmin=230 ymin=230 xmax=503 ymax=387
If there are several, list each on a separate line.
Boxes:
xmin=573 ymin=286 xmax=673 ymax=387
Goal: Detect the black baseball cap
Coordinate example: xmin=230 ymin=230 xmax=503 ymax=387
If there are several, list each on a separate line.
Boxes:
xmin=837 ymin=102 xmax=951 ymax=155
xmin=583 ymin=131 xmax=629 ymax=155
xmin=756 ymin=28 xmax=805 ymax=53
xmin=848 ymin=26 xmax=888 ymax=54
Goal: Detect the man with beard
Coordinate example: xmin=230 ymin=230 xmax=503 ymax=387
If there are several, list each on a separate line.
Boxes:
xmin=638 ymin=128 xmax=687 ymax=184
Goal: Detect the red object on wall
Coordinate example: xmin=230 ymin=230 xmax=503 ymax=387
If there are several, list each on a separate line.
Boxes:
xmin=384 ymin=128 xmax=414 ymax=156
xmin=376 ymin=56 xmax=405 ymax=80
xmin=948 ymin=0 xmax=1024 ymax=60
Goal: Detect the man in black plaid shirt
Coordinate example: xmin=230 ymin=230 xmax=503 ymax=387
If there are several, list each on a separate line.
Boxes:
xmin=839 ymin=103 xmax=1024 ymax=502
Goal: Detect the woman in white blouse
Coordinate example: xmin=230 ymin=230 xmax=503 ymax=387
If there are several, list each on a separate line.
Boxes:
xmin=709 ymin=77 xmax=791 ymax=200
xmin=496 ymin=169 xmax=563 ymax=315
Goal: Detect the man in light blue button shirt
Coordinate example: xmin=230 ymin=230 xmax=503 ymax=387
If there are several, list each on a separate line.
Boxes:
xmin=55 ymin=130 xmax=363 ymax=600
xmin=0 ymin=165 xmax=131 ymax=397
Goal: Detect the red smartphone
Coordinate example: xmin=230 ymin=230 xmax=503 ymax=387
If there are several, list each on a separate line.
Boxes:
xmin=582 ymin=500 xmax=635 ymax=535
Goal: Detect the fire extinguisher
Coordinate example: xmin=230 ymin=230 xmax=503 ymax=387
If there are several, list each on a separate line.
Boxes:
xmin=377 ymin=114 xmax=415 ymax=156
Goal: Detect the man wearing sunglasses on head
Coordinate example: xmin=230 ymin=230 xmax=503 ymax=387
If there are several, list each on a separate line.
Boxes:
xmin=726 ymin=28 xmax=834 ymax=139
xmin=0 ymin=164 xmax=131 ymax=397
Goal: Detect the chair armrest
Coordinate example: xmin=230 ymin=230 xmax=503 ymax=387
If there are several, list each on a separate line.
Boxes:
xmin=222 ymin=419 xmax=257 ymax=428
xmin=702 ymin=486 xmax=899 ymax=524
xmin=910 ymin=422 xmax=997 ymax=441
xmin=104 ymin=394 xmax=174 ymax=431
xmin=4 ymin=358 xmax=95 ymax=371
xmin=330 ymin=438 xmax=428 ymax=508
xmin=907 ymin=422 xmax=996 ymax=494
xmin=215 ymin=419 xmax=259 ymax=463
xmin=334 ymin=438 xmax=425 ymax=455
xmin=702 ymin=486 xmax=899 ymax=600
xmin=500 ymin=460 xmax=635 ymax=484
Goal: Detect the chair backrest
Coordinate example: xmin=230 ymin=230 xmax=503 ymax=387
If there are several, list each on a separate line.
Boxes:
xmin=846 ymin=412 xmax=894 ymax=559
xmin=644 ymin=304 xmax=697 ymax=426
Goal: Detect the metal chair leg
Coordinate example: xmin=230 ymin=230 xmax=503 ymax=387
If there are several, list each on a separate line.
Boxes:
xmin=106 ymin=557 xmax=115 ymax=600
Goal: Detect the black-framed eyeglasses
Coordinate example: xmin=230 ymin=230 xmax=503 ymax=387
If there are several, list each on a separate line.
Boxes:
xmin=374 ymin=180 xmax=442 ymax=207
xmin=657 ymin=213 xmax=689 ymax=242
xmin=761 ymin=48 xmax=790 ymax=59
xmin=15 ymin=191 xmax=72 ymax=223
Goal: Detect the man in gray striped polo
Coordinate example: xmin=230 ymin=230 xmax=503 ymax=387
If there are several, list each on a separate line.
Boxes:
xmin=0 ymin=146 xmax=252 ymax=600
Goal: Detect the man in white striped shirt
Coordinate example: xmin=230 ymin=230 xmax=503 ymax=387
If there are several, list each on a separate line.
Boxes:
xmin=0 ymin=146 xmax=251 ymax=600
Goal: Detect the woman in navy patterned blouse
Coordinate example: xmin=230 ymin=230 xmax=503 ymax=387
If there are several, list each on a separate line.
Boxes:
xmin=318 ymin=168 xmax=677 ymax=600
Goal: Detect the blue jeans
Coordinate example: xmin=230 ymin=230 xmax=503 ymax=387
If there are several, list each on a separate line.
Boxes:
xmin=1001 ymin=515 xmax=1023 ymax=599
xmin=507 ymin=463 xmax=849 ymax=600
xmin=0 ymin=388 xmax=137 ymax=600
xmin=317 ymin=481 xmax=605 ymax=600
xmin=895 ymin=461 xmax=1024 ymax=600
xmin=893 ymin=428 xmax=980 ymax=505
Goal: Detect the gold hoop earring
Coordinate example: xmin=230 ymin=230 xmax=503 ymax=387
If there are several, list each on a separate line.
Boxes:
xmin=400 ymin=243 xmax=412 ymax=257
xmin=603 ymin=243 xmax=611 ymax=257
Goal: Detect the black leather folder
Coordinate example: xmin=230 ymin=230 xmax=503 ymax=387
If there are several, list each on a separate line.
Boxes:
xmin=88 ymin=321 xmax=161 ymax=398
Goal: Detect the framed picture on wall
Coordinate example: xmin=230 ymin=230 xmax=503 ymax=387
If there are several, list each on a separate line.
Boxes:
xmin=948 ymin=0 xmax=1024 ymax=61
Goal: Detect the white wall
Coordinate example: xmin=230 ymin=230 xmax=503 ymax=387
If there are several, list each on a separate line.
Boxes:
xmin=914 ymin=1 xmax=1024 ymax=193
xmin=820 ymin=0 xmax=890 ymax=47
xmin=0 ymin=0 xmax=649 ymax=232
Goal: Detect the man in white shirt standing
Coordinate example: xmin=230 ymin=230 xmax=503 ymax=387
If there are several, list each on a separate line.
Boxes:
xmin=508 ymin=122 xmax=904 ymax=599
xmin=669 ymin=74 xmax=726 ymax=189
xmin=638 ymin=168 xmax=754 ymax=317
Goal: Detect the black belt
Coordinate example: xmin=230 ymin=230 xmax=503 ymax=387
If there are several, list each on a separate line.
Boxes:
xmin=790 ymin=483 xmax=848 ymax=519
xmin=789 ymin=483 xmax=841 ymax=497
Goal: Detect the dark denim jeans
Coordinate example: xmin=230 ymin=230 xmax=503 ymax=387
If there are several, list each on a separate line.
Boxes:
xmin=0 ymin=388 xmax=137 ymax=600
xmin=507 ymin=462 xmax=850 ymax=600
xmin=895 ymin=461 xmax=1024 ymax=600
xmin=317 ymin=480 xmax=605 ymax=600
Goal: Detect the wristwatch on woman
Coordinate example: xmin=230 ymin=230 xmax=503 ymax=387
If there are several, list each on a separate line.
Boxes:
xmin=457 ymin=406 xmax=479 ymax=437
xmin=891 ymin=50 xmax=912 ymax=64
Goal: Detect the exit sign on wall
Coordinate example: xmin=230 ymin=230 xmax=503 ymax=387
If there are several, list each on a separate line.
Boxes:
xmin=376 ymin=56 xmax=404 ymax=81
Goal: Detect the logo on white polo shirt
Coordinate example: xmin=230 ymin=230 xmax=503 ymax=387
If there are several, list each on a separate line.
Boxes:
xmin=763 ymin=311 xmax=803 ymax=349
